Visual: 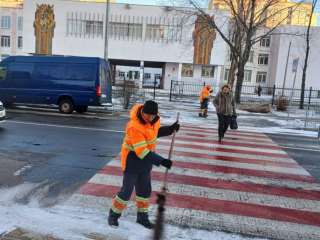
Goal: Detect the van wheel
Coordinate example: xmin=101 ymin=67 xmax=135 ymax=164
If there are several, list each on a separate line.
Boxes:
xmin=75 ymin=106 xmax=88 ymax=113
xmin=59 ymin=99 xmax=74 ymax=114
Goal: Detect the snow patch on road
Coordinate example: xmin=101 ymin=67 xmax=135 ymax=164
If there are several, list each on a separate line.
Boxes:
xmin=0 ymin=202 xmax=269 ymax=240
xmin=13 ymin=164 xmax=32 ymax=176
xmin=0 ymin=184 xmax=269 ymax=240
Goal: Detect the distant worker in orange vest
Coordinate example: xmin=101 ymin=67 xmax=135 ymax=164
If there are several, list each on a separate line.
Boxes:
xmin=199 ymin=84 xmax=213 ymax=118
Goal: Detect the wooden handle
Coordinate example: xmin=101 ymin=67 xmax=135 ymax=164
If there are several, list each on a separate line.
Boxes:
xmin=162 ymin=112 xmax=180 ymax=192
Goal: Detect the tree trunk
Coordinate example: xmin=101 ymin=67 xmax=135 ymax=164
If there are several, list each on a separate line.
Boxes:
xmin=235 ymin=61 xmax=245 ymax=104
xmin=300 ymin=65 xmax=307 ymax=109
xmin=228 ymin=57 xmax=238 ymax=89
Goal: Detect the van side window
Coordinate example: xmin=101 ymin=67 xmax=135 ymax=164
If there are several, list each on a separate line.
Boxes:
xmin=34 ymin=65 xmax=64 ymax=80
xmin=11 ymin=63 xmax=33 ymax=79
xmin=0 ymin=66 xmax=6 ymax=79
xmin=65 ymin=66 xmax=95 ymax=81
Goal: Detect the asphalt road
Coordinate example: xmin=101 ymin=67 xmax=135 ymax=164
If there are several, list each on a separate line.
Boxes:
xmin=0 ymin=110 xmax=128 ymax=206
xmin=265 ymin=133 xmax=320 ymax=182
xmin=1 ymin=108 xmax=319 ymax=208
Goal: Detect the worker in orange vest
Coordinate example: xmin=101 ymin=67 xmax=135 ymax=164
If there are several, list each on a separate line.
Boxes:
xmin=108 ymin=100 xmax=180 ymax=229
xmin=199 ymin=85 xmax=213 ymax=118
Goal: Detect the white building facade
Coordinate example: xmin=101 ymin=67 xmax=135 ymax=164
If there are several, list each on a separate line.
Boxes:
xmin=0 ymin=1 xmax=25 ymax=61
xmin=2 ymin=0 xmax=319 ymax=91
xmin=21 ymin=0 xmax=228 ymax=90
xmin=222 ymin=25 xmax=320 ymax=90
xmin=269 ymin=25 xmax=320 ymax=92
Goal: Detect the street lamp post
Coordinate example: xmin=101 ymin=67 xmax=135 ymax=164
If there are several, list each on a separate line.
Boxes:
xmin=104 ymin=0 xmax=110 ymax=60
xmin=282 ymin=41 xmax=291 ymax=95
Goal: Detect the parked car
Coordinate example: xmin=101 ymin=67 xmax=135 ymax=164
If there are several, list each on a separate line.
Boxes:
xmin=0 ymin=101 xmax=5 ymax=123
xmin=0 ymin=56 xmax=112 ymax=114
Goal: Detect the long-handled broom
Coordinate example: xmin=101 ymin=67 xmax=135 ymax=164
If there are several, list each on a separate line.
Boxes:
xmin=153 ymin=113 xmax=180 ymax=240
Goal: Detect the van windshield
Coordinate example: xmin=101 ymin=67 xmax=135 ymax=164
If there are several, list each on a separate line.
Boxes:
xmin=0 ymin=66 xmax=7 ymax=80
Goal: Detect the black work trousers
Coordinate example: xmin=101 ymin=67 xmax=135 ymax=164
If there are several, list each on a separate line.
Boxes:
xmin=217 ymin=113 xmax=231 ymax=138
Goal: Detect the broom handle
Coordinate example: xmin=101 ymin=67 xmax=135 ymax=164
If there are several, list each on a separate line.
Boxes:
xmin=162 ymin=112 xmax=180 ymax=192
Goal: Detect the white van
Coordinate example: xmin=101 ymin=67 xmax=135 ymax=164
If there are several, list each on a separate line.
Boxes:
xmin=0 ymin=101 xmax=5 ymax=122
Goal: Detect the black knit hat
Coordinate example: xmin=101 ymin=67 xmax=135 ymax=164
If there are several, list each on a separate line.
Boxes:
xmin=142 ymin=100 xmax=158 ymax=115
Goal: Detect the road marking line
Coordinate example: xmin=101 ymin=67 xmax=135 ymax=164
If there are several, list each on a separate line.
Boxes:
xmin=281 ymin=146 xmax=320 ymax=152
xmin=5 ymin=120 xmax=125 ymax=133
xmin=88 ymin=174 xmax=320 ymax=212
xmin=68 ymin=194 xmax=320 ymax=240
xmin=78 ymin=183 xmax=320 ymax=227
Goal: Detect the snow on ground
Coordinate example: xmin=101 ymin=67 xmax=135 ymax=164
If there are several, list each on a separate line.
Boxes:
xmin=0 ymin=185 xmax=268 ymax=240
xmin=1 ymin=91 xmax=318 ymax=239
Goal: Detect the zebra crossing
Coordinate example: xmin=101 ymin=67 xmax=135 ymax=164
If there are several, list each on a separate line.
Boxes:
xmin=68 ymin=122 xmax=320 ymax=240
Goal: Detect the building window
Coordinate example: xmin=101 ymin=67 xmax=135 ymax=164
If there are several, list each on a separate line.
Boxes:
xmin=260 ymin=36 xmax=271 ymax=47
xmin=146 ymin=25 xmax=163 ymax=39
xmin=155 ymin=74 xmax=161 ymax=80
xmin=144 ymin=73 xmax=151 ymax=79
xmin=129 ymin=71 xmax=139 ymax=79
xmin=256 ymin=72 xmax=267 ymax=83
xmin=181 ymin=65 xmax=194 ymax=77
xmin=224 ymin=69 xmax=229 ymax=81
xmin=67 ymin=20 xmax=103 ymax=37
xmin=244 ymin=70 xmax=252 ymax=82
xmin=1 ymin=54 xmax=10 ymax=61
xmin=109 ymin=23 xmax=142 ymax=38
xmin=227 ymin=50 xmax=233 ymax=62
xmin=18 ymin=37 xmax=23 ymax=48
xmin=228 ymin=31 xmax=235 ymax=43
xmin=18 ymin=17 xmax=23 ymax=30
xmin=202 ymin=66 xmax=215 ymax=77
xmin=146 ymin=24 xmax=182 ymax=41
xmin=119 ymin=72 xmax=125 ymax=78
xmin=68 ymin=20 xmax=86 ymax=35
xmin=227 ymin=49 xmax=233 ymax=62
xmin=1 ymin=36 xmax=10 ymax=47
xmin=248 ymin=52 xmax=254 ymax=63
xmin=1 ymin=16 xmax=11 ymax=29
xmin=258 ymin=54 xmax=269 ymax=65
xmin=86 ymin=21 xmax=103 ymax=36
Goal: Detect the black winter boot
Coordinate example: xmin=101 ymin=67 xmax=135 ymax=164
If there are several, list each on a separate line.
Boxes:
xmin=108 ymin=209 xmax=121 ymax=228
xmin=136 ymin=212 xmax=155 ymax=229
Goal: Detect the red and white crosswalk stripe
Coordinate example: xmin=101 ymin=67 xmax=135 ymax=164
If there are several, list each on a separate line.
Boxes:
xmin=69 ymin=122 xmax=320 ymax=240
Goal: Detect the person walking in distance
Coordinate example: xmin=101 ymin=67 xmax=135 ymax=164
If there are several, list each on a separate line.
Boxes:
xmin=108 ymin=100 xmax=180 ymax=229
xmin=199 ymin=85 xmax=213 ymax=118
xmin=213 ymin=84 xmax=236 ymax=142
xmin=257 ymin=85 xmax=262 ymax=97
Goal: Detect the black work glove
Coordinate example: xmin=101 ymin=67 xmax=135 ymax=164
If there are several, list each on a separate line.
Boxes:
xmin=170 ymin=121 xmax=180 ymax=133
xmin=161 ymin=159 xmax=173 ymax=170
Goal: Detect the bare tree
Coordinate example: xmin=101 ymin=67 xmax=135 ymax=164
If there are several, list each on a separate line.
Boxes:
xmin=161 ymin=0 xmax=304 ymax=103
xmin=299 ymin=0 xmax=318 ymax=109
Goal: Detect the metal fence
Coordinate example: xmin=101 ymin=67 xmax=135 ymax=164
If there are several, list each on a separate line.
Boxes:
xmin=109 ymin=80 xmax=320 ymax=127
xmin=169 ymin=80 xmax=320 ymax=108
xmin=169 ymin=80 xmax=320 ymax=127
xmin=111 ymin=80 xmax=159 ymax=110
